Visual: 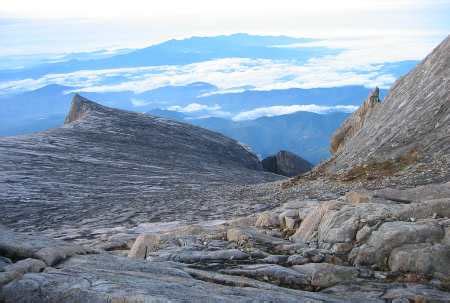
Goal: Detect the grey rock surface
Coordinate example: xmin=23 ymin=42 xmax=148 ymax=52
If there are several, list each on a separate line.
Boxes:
xmin=0 ymin=95 xmax=282 ymax=244
xmin=262 ymin=150 xmax=313 ymax=177
xmin=326 ymin=35 xmax=450 ymax=182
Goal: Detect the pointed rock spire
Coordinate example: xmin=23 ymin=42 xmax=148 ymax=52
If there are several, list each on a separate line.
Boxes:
xmin=64 ymin=94 xmax=103 ymax=124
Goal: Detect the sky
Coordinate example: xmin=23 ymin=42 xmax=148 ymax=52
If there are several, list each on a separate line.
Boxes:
xmin=0 ymin=0 xmax=449 ymax=56
xmin=0 ymin=0 xmax=449 ymax=121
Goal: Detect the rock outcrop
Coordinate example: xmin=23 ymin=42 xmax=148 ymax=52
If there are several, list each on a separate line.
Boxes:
xmin=0 ymin=95 xmax=282 ymax=244
xmin=262 ymin=150 xmax=313 ymax=177
xmin=330 ymin=87 xmax=380 ymax=154
xmin=2 ymin=183 xmax=450 ymax=302
xmin=327 ymin=36 xmax=450 ymax=180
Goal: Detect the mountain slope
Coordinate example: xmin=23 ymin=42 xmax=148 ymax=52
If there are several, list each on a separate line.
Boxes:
xmin=326 ymin=35 xmax=449 ymax=181
xmin=0 ymin=95 xmax=281 ymax=235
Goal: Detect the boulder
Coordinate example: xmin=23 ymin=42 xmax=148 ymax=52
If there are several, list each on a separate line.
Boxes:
xmin=166 ymin=249 xmax=249 ymax=263
xmin=389 ymin=243 xmax=450 ymax=277
xmin=0 ymin=256 xmax=12 ymax=272
xmin=352 ymin=221 xmax=444 ymax=268
xmin=227 ymin=227 xmax=288 ymax=247
xmin=262 ymin=151 xmax=313 ymax=177
xmin=255 ymin=212 xmax=280 ymax=228
xmin=0 ymin=227 xmax=93 ymax=266
xmin=345 ymin=191 xmax=371 ymax=204
xmin=128 ymin=234 xmax=161 ymax=259
xmin=0 ymin=258 xmax=46 ymax=287
xmin=291 ymin=201 xmax=340 ymax=243
xmin=221 ymin=264 xmax=310 ymax=289
xmin=292 ymin=263 xmax=359 ymax=289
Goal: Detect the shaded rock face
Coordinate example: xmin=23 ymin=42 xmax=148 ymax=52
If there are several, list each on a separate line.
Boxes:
xmin=0 ymin=95 xmax=282 ymax=240
xmin=328 ymin=36 xmax=450 ymax=178
xmin=330 ymin=87 xmax=380 ymax=154
xmin=262 ymin=150 xmax=313 ymax=177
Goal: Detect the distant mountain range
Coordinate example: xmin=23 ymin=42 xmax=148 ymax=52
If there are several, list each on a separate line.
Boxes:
xmin=148 ymin=109 xmax=349 ymax=164
xmin=0 ymin=33 xmax=419 ymax=163
xmin=0 ymin=34 xmax=326 ymax=81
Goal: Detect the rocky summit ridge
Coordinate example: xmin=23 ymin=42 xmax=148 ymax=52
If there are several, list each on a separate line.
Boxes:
xmin=0 ymin=36 xmax=450 ymax=302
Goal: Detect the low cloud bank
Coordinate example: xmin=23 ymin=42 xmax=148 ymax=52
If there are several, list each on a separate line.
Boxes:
xmin=232 ymin=104 xmax=358 ymax=121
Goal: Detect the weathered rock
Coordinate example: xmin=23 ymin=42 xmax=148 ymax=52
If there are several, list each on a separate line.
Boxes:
xmin=221 ymin=264 xmax=311 ymax=289
xmin=287 ymin=254 xmax=309 ymax=265
xmin=260 ymin=255 xmax=289 ymax=265
xmin=128 ymin=234 xmax=161 ymax=259
xmin=0 ymin=257 xmax=12 ymax=271
xmin=262 ymin=150 xmax=313 ymax=177
xmin=382 ymin=283 xmax=450 ymax=302
xmin=0 ymin=258 xmax=46 ymax=287
xmin=0 ymin=227 xmax=93 ymax=266
xmin=395 ymin=198 xmax=450 ymax=220
xmin=0 ymin=254 xmax=353 ymax=303
xmin=389 ymin=243 xmax=450 ymax=277
xmin=322 ymin=281 xmax=450 ymax=302
xmin=355 ymin=225 xmax=373 ymax=243
xmin=374 ymin=182 xmax=450 ymax=204
xmin=227 ymin=227 xmax=288 ymax=247
xmin=255 ymin=212 xmax=280 ymax=228
xmin=292 ymin=263 xmax=359 ymax=289
xmin=166 ymin=249 xmax=249 ymax=263
xmin=345 ymin=191 xmax=371 ymax=204
xmin=352 ymin=221 xmax=445 ymax=269
xmin=291 ymin=201 xmax=341 ymax=243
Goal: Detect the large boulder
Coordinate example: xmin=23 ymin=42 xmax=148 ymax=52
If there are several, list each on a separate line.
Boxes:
xmin=389 ymin=243 xmax=450 ymax=277
xmin=262 ymin=150 xmax=313 ymax=177
xmin=352 ymin=221 xmax=444 ymax=269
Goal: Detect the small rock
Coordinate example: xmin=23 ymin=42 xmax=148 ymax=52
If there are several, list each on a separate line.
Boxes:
xmin=128 ymin=234 xmax=161 ymax=259
xmin=287 ymin=255 xmax=309 ymax=265
xmin=345 ymin=191 xmax=371 ymax=204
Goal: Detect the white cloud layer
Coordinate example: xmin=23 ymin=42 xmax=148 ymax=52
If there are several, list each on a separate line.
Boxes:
xmin=168 ymin=103 xmax=221 ymax=113
xmin=232 ymin=104 xmax=358 ymax=121
xmin=0 ymin=55 xmax=400 ymax=96
xmin=0 ymin=34 xmax=442 ymax=97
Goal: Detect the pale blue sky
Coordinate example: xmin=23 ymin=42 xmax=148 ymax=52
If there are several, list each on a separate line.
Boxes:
xmin=0 ymin=0 xmax=449 ymax=56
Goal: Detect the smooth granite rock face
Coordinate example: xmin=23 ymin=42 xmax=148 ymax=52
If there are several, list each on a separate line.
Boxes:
xmin=262 ymin=150 xmax=313 ymax=177
xmin=0 ymin=95 xmax=282 ymax=244
xmin=327 ymin=36 xmax=450 ymax=180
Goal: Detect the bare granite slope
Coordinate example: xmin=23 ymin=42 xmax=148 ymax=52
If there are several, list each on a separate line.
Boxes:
xmin=0 ymin=95 xmax=282 ymax=238
xmin=328 ymin=35 xmax=450 ymax=178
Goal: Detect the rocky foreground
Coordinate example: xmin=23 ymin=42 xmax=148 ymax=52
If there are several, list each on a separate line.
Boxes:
xmin=1 ymin=182 xmax=449 ymax=302
xmin=0 ymin=37 xmax=449 ymax=302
